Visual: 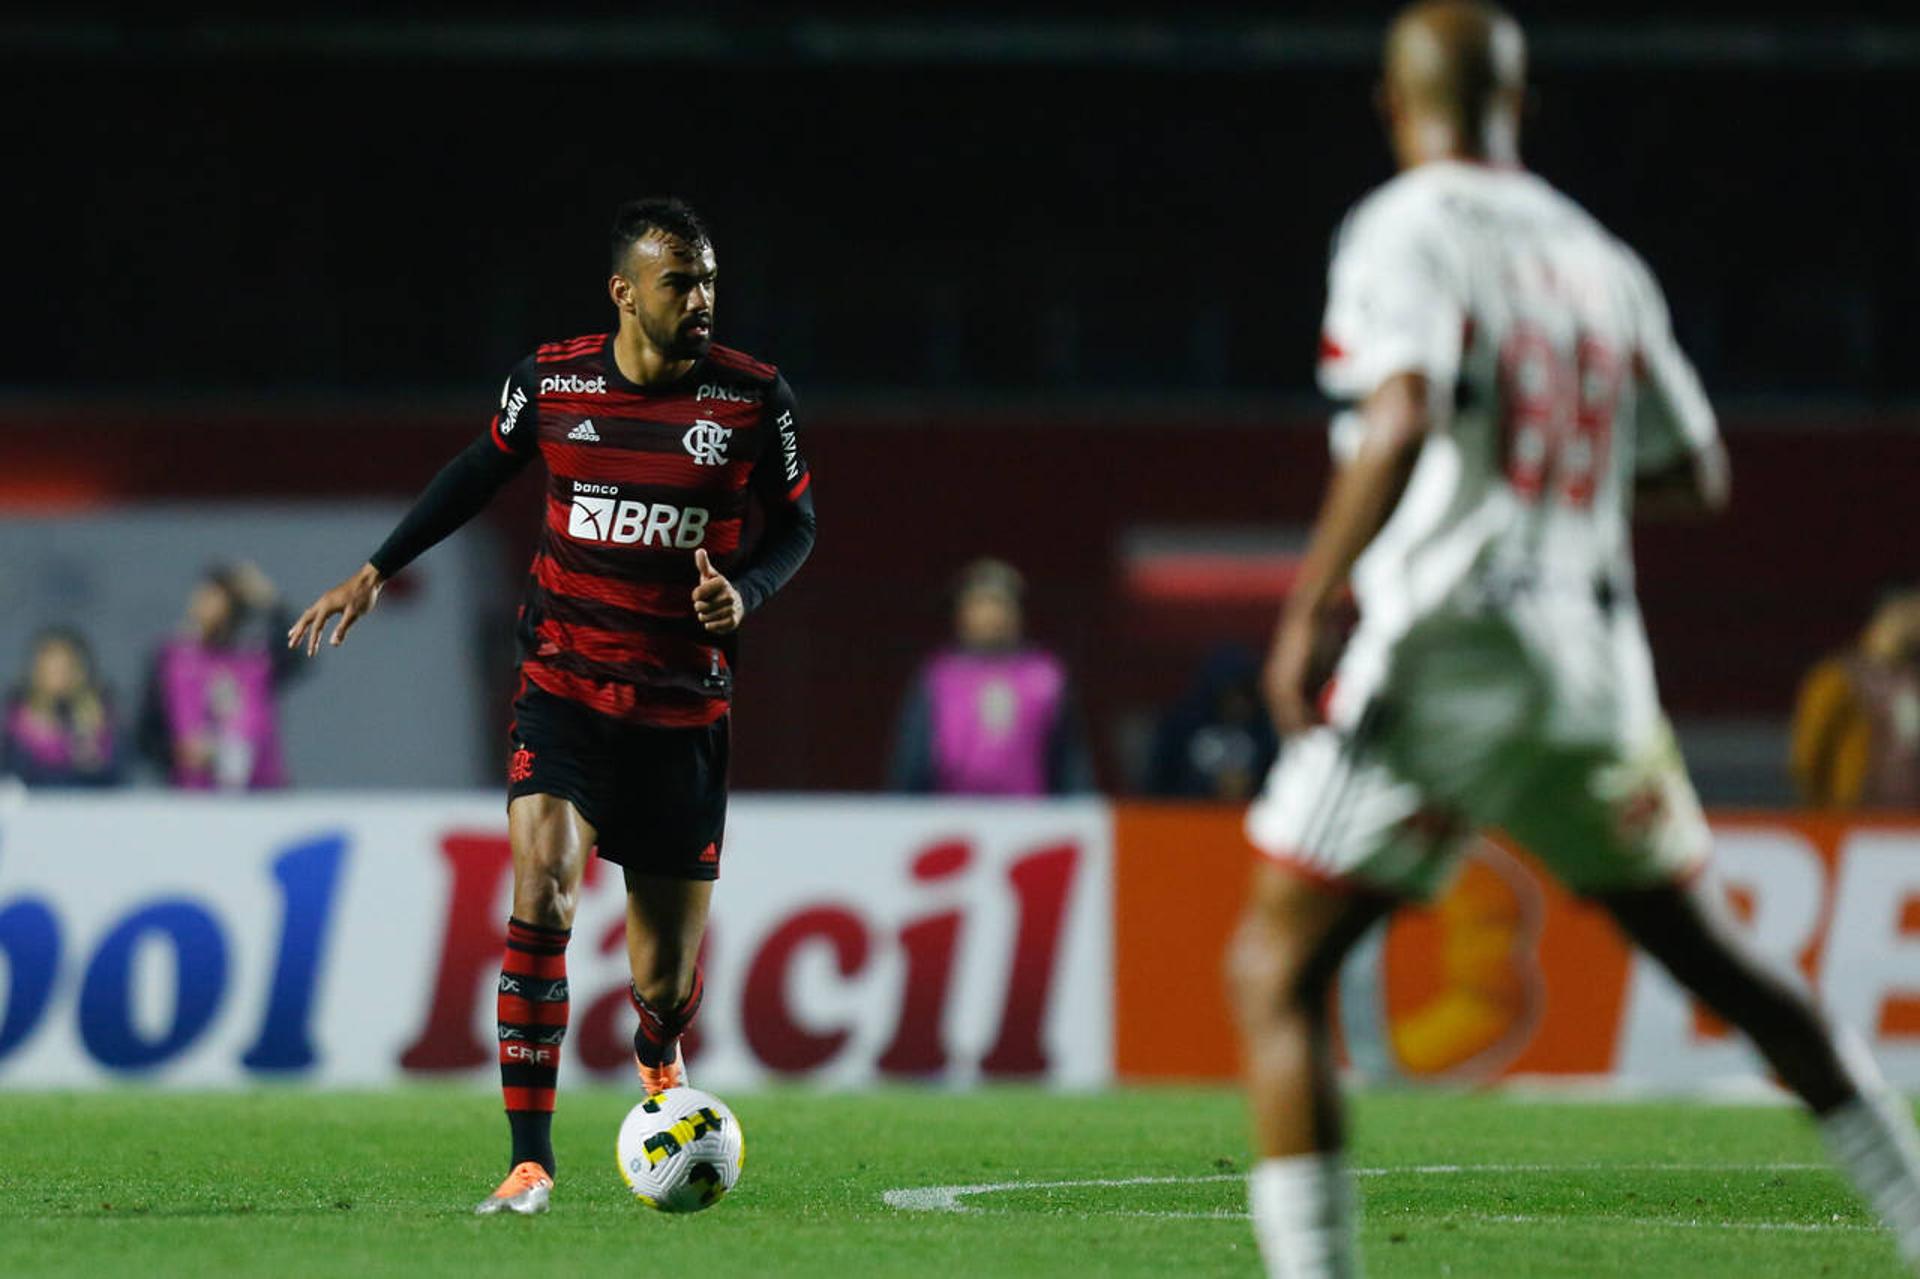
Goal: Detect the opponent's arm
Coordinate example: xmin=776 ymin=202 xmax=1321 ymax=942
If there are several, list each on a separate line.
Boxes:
xmin=1628 ymin=252 xmax=1730 ymax=521
xmin=289 ymin=360 xmax=538 ymax=656
xmin=1633 ymin=330 xmax=1728 ymax=519
xmin=1263 ymin=372 xmax=1429 ymax=735
xmin=1635 ymin=440 xmax=1729 ymax=520
xmin=691 ymin=375 xmax=817 ymax=634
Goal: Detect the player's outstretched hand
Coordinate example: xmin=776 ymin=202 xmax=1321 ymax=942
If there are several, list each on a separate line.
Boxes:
xmin=691 ymin=549 xmax=743 ymax=635
xmin=1262 ymin=612 xmax=1320 ymax=738
xmin=287 ymin=563 xmax=385 ymax=657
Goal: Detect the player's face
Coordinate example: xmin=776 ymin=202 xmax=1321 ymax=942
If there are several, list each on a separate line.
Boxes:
xmin=623 ymin=233 xmax=717 ymax=361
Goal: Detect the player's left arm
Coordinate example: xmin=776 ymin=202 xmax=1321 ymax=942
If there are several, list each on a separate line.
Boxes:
xmin=1625 ymin=249 xmax=1730 ymax=520
xmin=1264 ymin=373 xmax=1429 ymax=734
xmin=691 ymin=374 xmax=817 ymax=635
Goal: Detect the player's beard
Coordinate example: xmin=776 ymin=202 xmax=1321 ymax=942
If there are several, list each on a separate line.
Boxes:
xmin=675 ymin=326 xmax=713 ymax=360
xmin=645 ymin=310 xmax=713 ymax=361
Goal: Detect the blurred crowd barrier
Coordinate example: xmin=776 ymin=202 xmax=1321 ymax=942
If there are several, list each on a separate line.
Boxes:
xmin=8 ymin=408 xmax=1919 ymax=799
xmin=0 ymin=507 xmax=503 ymax=787
xmin=2 ymin=795 xmax=1917 ymax=1094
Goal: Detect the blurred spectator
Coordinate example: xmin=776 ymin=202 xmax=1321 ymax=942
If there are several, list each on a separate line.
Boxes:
xmin=1144 ymin=645 xmax=1277 ymax=800
xmin=139 ymin=562 xmax=303 ymax=790
xmin=890 ymin=558 xmax=1095 ymax=796
xmin=1791 ymin=587 xmax=1920 ymax=808
xmin=2 ymin=627 xmax=123 ymax=788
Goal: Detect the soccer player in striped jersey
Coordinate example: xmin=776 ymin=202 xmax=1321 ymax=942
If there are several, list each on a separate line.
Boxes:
xmin=1227 ymin=5 xmax=1920 ymax=1274
xmin=288 ymin=197 xmax=815 ymax=1215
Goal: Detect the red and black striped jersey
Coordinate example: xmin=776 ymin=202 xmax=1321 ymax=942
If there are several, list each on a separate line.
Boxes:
xmin=489 ymin=333 xmax=813 ymax=728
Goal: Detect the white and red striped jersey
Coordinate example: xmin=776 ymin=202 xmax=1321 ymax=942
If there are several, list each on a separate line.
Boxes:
xmin=1317 ymin=160 xmax=1717 ymax=653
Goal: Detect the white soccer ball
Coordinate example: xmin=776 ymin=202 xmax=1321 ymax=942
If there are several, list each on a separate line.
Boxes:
xmin=616 ymin=1086 xmax=745 ymax=1212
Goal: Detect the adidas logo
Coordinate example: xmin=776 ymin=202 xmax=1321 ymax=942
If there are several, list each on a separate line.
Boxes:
xmin=567 ymin=420 xmax=601 ymax=442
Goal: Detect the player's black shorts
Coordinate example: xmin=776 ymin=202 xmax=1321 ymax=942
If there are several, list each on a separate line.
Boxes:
xmin=506 ymin=686 xmax=729 ymax=880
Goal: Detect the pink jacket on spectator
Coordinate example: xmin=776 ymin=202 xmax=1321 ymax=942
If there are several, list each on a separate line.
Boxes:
xmin=153 ymin=640 xmax=288 ymax=789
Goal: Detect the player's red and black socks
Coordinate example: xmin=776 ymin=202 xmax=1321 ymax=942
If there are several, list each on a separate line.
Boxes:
xmin=499 ymin=916 xmax=571 ymax=1175
xmin=630 ymin=967 xmax=704 ymax=1070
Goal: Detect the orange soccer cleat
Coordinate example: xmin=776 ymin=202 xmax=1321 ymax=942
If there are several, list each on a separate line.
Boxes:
xmin=635 ymin=1040 xmax=688 ymax=1095
xmin=474 ymin=1160 xmax=553 ymax=1216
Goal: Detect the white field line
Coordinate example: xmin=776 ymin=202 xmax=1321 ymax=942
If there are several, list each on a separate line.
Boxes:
xmin=884 ymin=1174 xmax=1244 ymax=1212
xmin=1072 ymin=1211 xmax=1874 ymax=1231
xmin=1467 ymin=1212 xmax=1875 ymax=1235
xmin=881 ymin=1163 xmax=1836 ymax=1218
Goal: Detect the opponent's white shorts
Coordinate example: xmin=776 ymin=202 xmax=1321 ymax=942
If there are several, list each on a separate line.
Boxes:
xmin=1246 ymin=608 xmax=1711 ymax=900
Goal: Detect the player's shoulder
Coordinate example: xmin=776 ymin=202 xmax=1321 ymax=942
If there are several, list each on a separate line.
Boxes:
xmin=1494 ymin=171 xmax=1646 ymax=267
xmin=1329 ymin=165 xmax=1469 ymax=265
xmin=1525 ymin=179 xmax=1666 ymax=308
xmin=1596 ymin=221 xmax=1664 ymax=305
xmin=702 ymin=343 xmax=781 ymax=387
xmin=532 ymin=333 xmax=612 ymax=368
xmin=1345 ymin=162 xmax=1592 ymax=235
xmin=1346 ymin=165 xmax=1447 ymax=218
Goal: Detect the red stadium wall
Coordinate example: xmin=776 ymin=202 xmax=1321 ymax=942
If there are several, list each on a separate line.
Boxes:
xmin=1 ymin=403 xmax=1912 ymax=790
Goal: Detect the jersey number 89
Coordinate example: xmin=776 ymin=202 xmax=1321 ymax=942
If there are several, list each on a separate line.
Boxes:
xmin=1497 ymin=326 xmax=1622 ymax=510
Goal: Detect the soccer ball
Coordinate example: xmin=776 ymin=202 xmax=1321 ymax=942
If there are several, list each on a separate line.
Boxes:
xmin=616 ymin=1086 xmax=745 ymax=1212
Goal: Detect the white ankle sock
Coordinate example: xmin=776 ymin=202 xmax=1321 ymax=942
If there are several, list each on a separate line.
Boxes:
xmin=1819 ymin=1032 xmax=1920 ymax=1262
xmin=1247 ymin=1153 xmax=1360 ymax=1278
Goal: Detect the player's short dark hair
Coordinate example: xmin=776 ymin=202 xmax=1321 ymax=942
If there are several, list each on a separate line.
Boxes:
xmin=610 ymin=197 xmax=711 ymax=274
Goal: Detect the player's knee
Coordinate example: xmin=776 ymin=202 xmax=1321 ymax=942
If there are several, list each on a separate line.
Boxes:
xmin=1225 ymin=911 xmax=1314 ymax=1027
xmin=513 ymin=855 xmax=580 ymax=928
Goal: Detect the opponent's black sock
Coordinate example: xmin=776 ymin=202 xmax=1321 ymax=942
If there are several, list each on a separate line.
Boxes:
xmin=631 ymin=967 xmax=705 ymax=1069
xmin=499 ymin=917 xmax=571 ymax=1175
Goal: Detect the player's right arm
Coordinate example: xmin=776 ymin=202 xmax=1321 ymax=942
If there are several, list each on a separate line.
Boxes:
xmin=1265 ymin=372 xmax=1431 ymax=734
xmin=1264 ymin=192 xmax=1459 ymax=734
xmin=288 ymin=357 xmax=540 ymax=656
xmin=1624 ymin=251 xmax=1729 ymax=519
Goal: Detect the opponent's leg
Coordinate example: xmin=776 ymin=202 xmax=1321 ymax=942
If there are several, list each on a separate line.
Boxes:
xmin=1227 ymin=863 xmax=1394 ymax=1278
xmin=477 ymin=793 xmax=596 ymax=1215
xmin=1605 ymin=880 xmax=1920 ymax=1264
xmin=625 ymin=868 xmax=713 ymax=1092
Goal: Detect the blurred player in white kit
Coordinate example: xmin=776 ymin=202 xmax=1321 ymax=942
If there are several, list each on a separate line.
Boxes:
xmin=1229 ymin=3 xmax=1920 ymax=1274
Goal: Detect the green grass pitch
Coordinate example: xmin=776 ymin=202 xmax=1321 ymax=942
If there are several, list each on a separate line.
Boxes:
xmin=1 ymin=1087 xmax=1905 ymax=1276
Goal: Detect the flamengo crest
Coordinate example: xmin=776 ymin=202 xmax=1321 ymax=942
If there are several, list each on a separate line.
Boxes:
xmin=682 ymin=418 xmax=732 ymax=466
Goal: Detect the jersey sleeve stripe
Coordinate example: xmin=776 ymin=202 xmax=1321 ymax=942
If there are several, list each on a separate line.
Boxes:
xmin=704 ymin=344 xmax=778 ymax=381
xmin=538 ymin=333 xmax=608 ymax=362
xmin=785 ymin=471 xmax=812 ymax=502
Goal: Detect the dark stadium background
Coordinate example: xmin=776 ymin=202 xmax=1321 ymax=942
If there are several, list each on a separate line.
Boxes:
xmin=3 ymin=2 xmax=1915 ymax=793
